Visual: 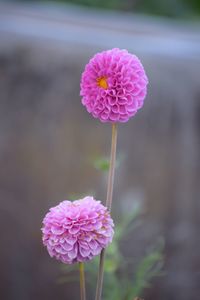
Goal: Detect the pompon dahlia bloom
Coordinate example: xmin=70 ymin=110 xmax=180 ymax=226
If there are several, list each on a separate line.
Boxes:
xmin=41 ymin=196 xmax=114 ymax=264
xmin=80 ymin=48 xmax=148 ymax=123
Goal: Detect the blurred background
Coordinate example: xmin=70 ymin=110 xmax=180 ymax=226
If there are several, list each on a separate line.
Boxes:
xmin=0 ymin=0 xmax=200 ymax=299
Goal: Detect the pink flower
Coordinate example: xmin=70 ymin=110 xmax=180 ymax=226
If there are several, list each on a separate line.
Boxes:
xmin=80 ymin=48 xmax=148 ymax=123
xmin=41 ymin=196 xmax=114 ymax=264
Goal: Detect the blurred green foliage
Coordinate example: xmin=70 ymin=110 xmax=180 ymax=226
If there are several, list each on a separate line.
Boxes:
xmin=52 ymin=0 xmax=200 ymax=18
xmin=94 ymin=157 xmax=110 ymax=172
xmin=59 ymin=154 xmax=164 ymax=299
xmin=60 ymin=206 xmax=164 ymax=299
xmin=93 ymin=155 xmax=123 ymax=172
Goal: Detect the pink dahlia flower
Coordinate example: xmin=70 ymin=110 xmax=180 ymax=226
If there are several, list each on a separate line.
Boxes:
xmin=41 ymin=196 xmax=114 ymax=264
xmin=80 ymin=48 xmax=148 ymax=123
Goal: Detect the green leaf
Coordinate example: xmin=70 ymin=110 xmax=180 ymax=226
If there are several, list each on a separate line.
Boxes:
xmin=126 ymin=241 xmax=164 ymax=300
xmin=93 ymin=154 xmax=124 ymax=172
xmin=94 ymin=157 xmax=110 ymax=172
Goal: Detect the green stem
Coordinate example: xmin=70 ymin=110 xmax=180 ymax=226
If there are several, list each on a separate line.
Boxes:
xmin=106 ymin=123 xmax=118 ymax=210
xmin=79 ymin=262 xmax=86 ymax=300
xmin=95 ymin=123 xmax=118 ymax=300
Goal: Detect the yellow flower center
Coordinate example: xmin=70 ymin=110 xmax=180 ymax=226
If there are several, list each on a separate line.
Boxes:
xmin=97 ymin=77 xmax=108 ymax=89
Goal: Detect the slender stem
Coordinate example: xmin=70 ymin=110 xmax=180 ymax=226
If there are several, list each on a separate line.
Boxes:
xmin=94 ymin=249 xmax=106 ymax=300
xmin=79 ymin=262 xmax=86 ymax=300
xmin=106 ymin=123 xmax=118 ymax=210
xmin=95 ymin=123 xmax=118 ymax=300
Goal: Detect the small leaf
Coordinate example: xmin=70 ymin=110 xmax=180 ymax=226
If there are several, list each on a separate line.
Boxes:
xmin=94 ymin=157 xmax=110 ymax=172
xmin=104 ymin=259 xmax=118 ymax=273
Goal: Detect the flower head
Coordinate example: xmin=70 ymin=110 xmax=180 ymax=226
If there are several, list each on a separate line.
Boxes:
xmin=80 ymin=48 xmax=148 ymax=123
xmin=42 ymin=196 xmax=114 ymax=264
